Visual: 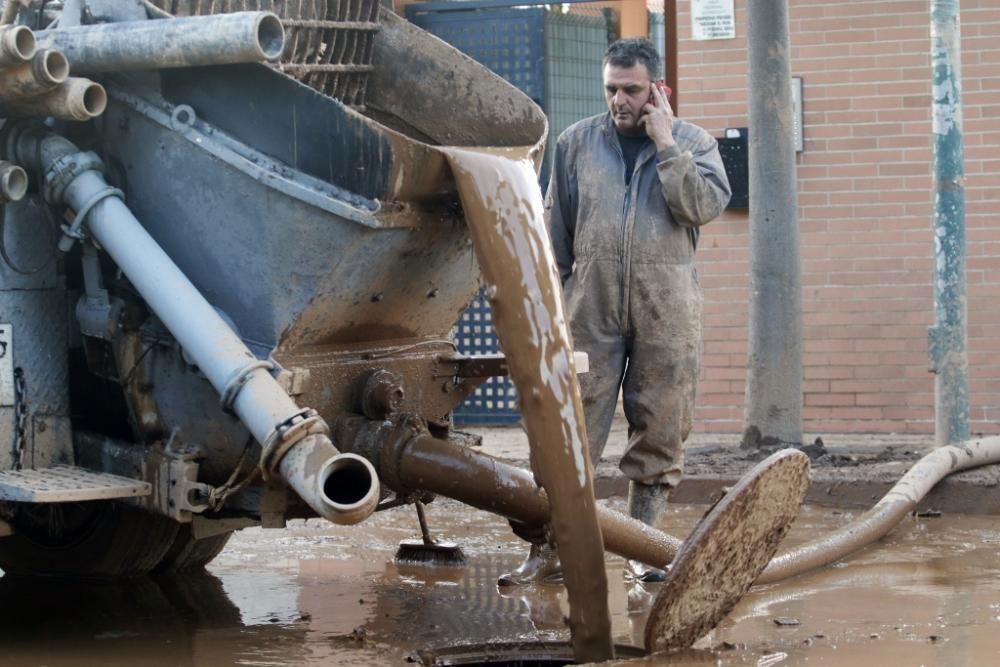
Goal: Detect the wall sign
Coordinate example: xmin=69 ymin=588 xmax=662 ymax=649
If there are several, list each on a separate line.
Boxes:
xmin=691 ymin=0 xmax=736 ymax=41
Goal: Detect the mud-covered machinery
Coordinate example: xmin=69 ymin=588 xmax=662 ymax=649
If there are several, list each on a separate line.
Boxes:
xmin=0 ymin=0 xmax=549 ymax=575
xmin=0 ymin=4 xmax=815 ymax=662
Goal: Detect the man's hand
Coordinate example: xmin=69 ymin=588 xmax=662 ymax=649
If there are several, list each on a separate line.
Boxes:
xmin=639 ymin=83 xmax=676 ymax=151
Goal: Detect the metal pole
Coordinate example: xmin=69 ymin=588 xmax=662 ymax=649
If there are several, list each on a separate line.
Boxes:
xmin=664 ymin=0 xmax=678 ymax=115
xmin=35 ymin=12 xmax=284 ymax=74
xmin=928 ymin=0 xmax=968 ymax=446
xmin=741 ymin=0 xmax=802 ymax=450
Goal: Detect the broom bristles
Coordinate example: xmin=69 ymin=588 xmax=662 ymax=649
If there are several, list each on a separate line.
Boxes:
xmin=395 ymin=539 xmax=467 ymax=565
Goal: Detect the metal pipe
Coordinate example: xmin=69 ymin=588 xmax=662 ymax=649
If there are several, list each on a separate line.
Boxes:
xmin=0 ymin=161 xmax=27 ymax=203
xmin=278 ymin=435 xmax=379 ymax=526
xmin=0 ymin=24 xmax=34 ymax=66
xmin=928 ymin=0 xmax=969 ymax=446
xmin=4 ymin=130 xmax=378 ymax=525
xmin=392 ymin=428 xmax=1000 ymax=587
xmin=0 ymin=1 xmax=27 ymax=28
xmin=392 ymin=431 xmax=683 ymax=568
xmin=0 ymin=77 xmax=106 ymax=121
xmin=35 ymin=12 xmax=285 ymax=75
xmin=0 ymin=49 xmax=69 ymax=101
xmin=663 ymin=0 xmax=678 ymax=115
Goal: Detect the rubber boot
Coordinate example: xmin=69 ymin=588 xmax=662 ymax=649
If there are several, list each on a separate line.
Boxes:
xmin=624 ymin=481 xmax=671 ymax=583
xmin=497 ymin=542 xmax=562 ymax=586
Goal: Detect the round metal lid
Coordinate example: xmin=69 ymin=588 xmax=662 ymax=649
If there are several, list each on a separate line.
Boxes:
xmin=644 ymin=448 xmax=810 ymax=653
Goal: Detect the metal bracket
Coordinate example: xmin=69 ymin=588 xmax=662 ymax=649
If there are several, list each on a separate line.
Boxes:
xmin=57 ymin=184 xmax=124 ymax=252
xmin=158 ymin=443 xmax=212 ymax=522
xmin=258 ymin=408 xmax=328 ymax=480
xmin=274 ymin=365 xmax=312 ymax=397
xmin=42 ymin=150 xmax=104 ymax=208
xmin=219 ymin=360 xmax=276 ymax=415
xmin=75 ymin=244 xmax=123 ymax=340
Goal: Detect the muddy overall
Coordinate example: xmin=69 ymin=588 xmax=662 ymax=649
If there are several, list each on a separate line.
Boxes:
xmin=499 ymin=112 xmax=730 ymax=586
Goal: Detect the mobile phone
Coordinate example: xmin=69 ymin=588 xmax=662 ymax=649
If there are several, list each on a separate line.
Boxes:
xmin=649 ymin=80 xmax=672 ymax=105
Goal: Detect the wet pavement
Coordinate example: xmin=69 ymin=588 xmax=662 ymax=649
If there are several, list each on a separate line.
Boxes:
xmin=2 ymin=496 xmax=1000 ymax=666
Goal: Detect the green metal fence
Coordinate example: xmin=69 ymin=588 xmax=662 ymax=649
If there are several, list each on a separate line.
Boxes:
xmin=542 ymin=10 xmax=609 ymax=181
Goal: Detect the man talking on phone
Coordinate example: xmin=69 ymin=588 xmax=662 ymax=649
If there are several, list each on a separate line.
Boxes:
xmin=500 ymin=37 xmax=731 ymax=585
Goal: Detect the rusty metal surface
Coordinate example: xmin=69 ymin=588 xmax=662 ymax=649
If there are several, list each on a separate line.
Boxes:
xmin=643 ymin=448 xmax=810 ymax=653
xmin=275 ymin=341 xmax=481 ymax=425
xmin=0 ymin=464 xmax=151 ymax=502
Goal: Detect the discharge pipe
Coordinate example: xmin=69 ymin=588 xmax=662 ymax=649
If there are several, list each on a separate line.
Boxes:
xmin=35 ymin=11 xmax=285 ymax=74
xmin=0 ymin=24 xmax=35 ymax=67
xmin=0 ymin=49 xmax=69 ymax=101
xmin=0 ymin=161 xmax=28 ymax=203
xmin=0 ymin=77 xmax=107 ymax=121
xmin=338 ymin=418 xmax=683 ymax=568
xmin=346 ymin=416 xmax=1000 ymax=584
xmin=2 ymin=126 xmax=378 ymax=526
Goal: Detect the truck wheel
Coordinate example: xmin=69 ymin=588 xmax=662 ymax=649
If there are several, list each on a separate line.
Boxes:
xmin=0 ymin=501 xmax=180 ymax=576
xmin=155 ymin=524 xmax=232 ymax=572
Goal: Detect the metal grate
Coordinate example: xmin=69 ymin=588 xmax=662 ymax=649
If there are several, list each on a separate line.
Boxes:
xmin=149 ymin=0 xmax=381 ymax=107
xmin=407 ymin=6 xmax=545 ymax=425
xmin=450 ymin=290 xmax=520 ymax=425
xmin=543 ymin=10 xmax=608 ymax=186
xmin=0 ymin=465 xmax=151 ymax=502
xmin=407 ymin=6 xmax=545 ymax=106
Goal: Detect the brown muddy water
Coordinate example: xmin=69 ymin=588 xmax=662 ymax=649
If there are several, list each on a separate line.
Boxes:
xmin=445 ymin=146 xmax=612 ymax=661
xmin=2 ymin=499 xmax=999 ymax=666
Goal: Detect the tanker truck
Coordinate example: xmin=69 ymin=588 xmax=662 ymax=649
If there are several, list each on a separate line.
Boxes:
xmin=0 ymin=3 xmax=807 ymax=661
xmin=0 ymin=0 xmax=556 ymax=575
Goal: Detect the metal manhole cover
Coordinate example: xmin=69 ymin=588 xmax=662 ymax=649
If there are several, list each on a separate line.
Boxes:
xmin=644 ymin=448 xmax=810 ymax=653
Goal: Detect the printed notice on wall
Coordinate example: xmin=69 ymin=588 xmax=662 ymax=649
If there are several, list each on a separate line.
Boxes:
xmin=691 ymin=0 xmax=735 ymax=41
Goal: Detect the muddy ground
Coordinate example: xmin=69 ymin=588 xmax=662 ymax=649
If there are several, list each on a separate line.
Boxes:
xmin=2 ymin=422 xmax=999 ymax=665
xmin=469 ymin=421 xmax=1000 ymax=514
xmin=1 ymin=493 xmax=999 ymax=666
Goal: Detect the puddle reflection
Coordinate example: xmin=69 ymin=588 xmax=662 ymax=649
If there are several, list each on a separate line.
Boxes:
xmin=0 ymin=506 xmax=999 ymax=666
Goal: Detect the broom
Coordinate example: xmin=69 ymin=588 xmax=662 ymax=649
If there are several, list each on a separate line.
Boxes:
xmin=394 ymin=500 xmax=467 ymax=565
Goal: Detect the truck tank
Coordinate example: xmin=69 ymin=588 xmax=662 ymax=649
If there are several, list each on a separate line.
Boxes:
xmin=0 ymin=0 xmax=545 ymax=575
xmin=0 ymin=4 xmax=807 ymax=662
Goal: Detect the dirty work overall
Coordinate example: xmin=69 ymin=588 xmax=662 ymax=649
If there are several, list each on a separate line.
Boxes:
xmin=545 ymin=113 xmax=731 ymax=486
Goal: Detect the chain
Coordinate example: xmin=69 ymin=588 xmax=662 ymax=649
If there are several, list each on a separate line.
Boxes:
xmin=12 ymin=368 xmax=27 ymax=471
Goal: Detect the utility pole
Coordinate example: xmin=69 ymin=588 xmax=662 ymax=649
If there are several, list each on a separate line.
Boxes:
xmin=741 ymin=0 xmax=802 ymax=450
xmin=664 ymin=0 xmax=678 ymax=115
xmin=928 ymin=0 xmax=968 ymax=446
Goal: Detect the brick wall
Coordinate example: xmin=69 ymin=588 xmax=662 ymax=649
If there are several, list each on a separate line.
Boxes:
xmin=677 ymin=0 xmax=1000 ymax=435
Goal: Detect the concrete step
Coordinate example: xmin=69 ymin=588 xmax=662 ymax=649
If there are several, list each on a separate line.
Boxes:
xmin=0 ymin=465 xmax=150 ymax=502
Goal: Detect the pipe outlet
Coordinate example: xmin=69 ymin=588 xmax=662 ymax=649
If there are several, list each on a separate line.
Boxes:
xmin=0 ymin=161 xmax=27 ymax=202
xmin=0 ymin=25 xmax=35 ymax=67
xmin=277 ymin=434 xmax=380 ymax=526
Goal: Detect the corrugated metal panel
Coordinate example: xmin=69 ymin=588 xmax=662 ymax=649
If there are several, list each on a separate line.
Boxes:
xmin=543 ymin=10 xmax=608 ymax=182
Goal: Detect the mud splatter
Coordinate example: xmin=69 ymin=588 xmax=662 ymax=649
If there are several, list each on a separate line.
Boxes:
xmin=441 ymin=146 xmax=613 ymax=661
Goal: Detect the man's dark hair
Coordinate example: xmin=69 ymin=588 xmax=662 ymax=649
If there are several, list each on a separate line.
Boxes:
xmin=603 ymin=37 xmax=662 ymax=80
